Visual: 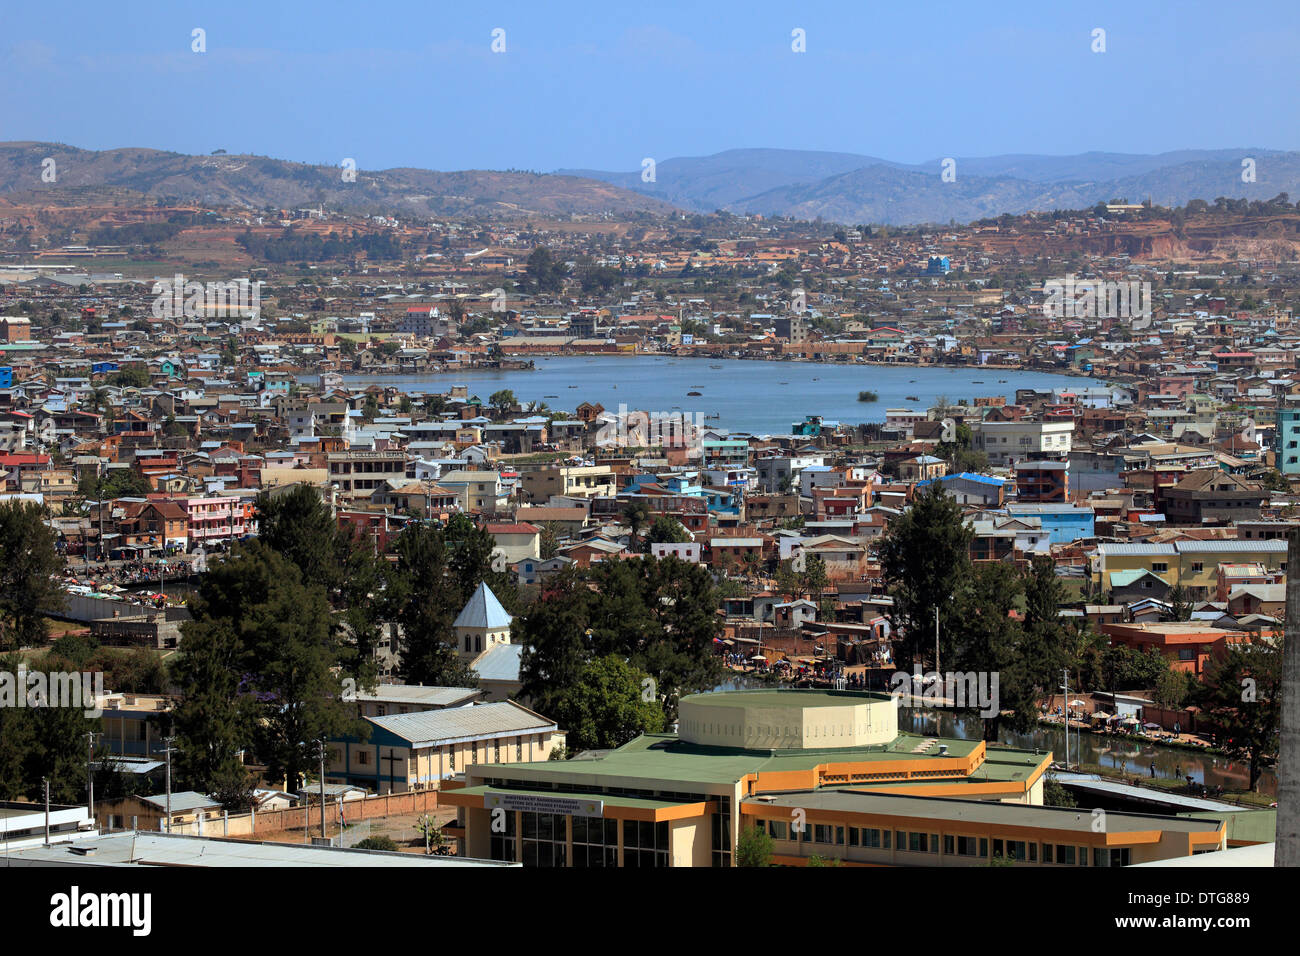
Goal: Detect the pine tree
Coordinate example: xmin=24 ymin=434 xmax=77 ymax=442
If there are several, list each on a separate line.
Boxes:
xmin=0 ymin=501 xmax=66 ymax=650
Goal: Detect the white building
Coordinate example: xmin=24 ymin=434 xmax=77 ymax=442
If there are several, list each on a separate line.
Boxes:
xmin=971 ymin=420 xmax=1074 ymax=465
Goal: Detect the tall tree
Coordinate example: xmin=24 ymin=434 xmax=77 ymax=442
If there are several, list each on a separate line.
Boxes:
xmin=517 ymin=568 xmax=596 ymax=716
xmin=0 ymin=501 xmax=66 ymax=650
xmin=878 ymin=483 xmax=973 ymax=670
xmin=184 ymin=543 xmax=366 ymax=791
xmin=389 ymin=522 xmax=478 ymax=688
xmin=588 ymin=557 xmax=723 ymax=720
xmin=254 ymin=485 xmax=345 ymax=594
xmin=952 ymin=562 xmax=1026 ymax=740
xmin=1196 ymin=634 xmax=1282 ymax=792
xmin=1019 ymin=555 xmax=1070 ymax=713
xmin=170 ymin=619 xmax=258 ymax=807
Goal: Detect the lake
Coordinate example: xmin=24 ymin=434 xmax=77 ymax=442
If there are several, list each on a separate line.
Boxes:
xmin=343 ymin=357 xmax=1090 ymax=435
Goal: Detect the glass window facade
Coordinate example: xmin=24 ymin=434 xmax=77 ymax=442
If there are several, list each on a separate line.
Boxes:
xmin=572 ymin=815 xmax=619 ymax=868
xmin=624 ymin=819 xmax=670 ymax=867
xmin=520 ymin=811 xmax=568 ymax=868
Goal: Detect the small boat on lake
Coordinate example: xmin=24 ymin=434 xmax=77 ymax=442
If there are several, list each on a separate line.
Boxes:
xmin=687 ymin=390 xmax=703 ymax=396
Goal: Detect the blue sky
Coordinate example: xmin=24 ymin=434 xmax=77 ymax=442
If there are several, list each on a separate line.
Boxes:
xmin=2 ymin=0 xmax=1296 ymax=173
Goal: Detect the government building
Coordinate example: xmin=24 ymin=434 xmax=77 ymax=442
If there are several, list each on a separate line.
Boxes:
xmin=440 ymin=688 xmax=1229 ymax=867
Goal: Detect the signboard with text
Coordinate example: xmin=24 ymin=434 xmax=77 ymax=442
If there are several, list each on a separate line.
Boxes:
xmin=484 ymin=790 xmax=604 ymax=817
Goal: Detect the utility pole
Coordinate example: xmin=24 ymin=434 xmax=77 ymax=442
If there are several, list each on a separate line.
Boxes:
xmin=318 ymin=739 xmax=327 ymax=841
xmin=1277 ymin=529 xmax=1300 ymax=865
xmin=162 ymin=736 xmax=176 ymax=834
xmin=934 ymin=605 xmax=940 ymax=676
xmin=85 ymin=731 xmax=100 ymax=821
xmin=1062 ymin=669 xmax=1070 ymax=771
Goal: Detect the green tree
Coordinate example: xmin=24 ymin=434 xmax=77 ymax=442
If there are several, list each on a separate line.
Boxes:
xmin=525 ymin=246 xmax=566 ymax=294
xmin=518 ymin=558 xmax=723 ymax=722
xmin=1100 ymin=645 xmax=1170 ymax=692
xmin=0 ymin=501 xmax=66 ymax=650
xmin=488 ymin=389 xmax=517 ymax=414
xmin=170 ymin=619 xmax=258 ymax=806
xmin=353 ymin=835 xmax=400 ymax=851
xmin=182 ymin=543 xmax=366 ymax=790
xmin=550 ymin=655 xmax=665 ymax=751
xmin=1043 ymin=774 xmax=1077 ymax=807
xmin=644 ymin=515 xmax=689 ymax=546
xmin=879 ymin=484 xmax=973 ymax=670
xmin=388 ymin=522 xmax=479 ymax=688
xmin=622 ymin=500 xmax=652 ymax=552
xmin=736 ymin=824 xmax=774 ymax=867
xmin=1167 ymin=583 xmax=1194 ymax=621
xmin=538 ymin=522 xmax=563 ymax=559
xmin=953 ymin=562 xmax=1026 ymax=740
xmin=518 ymin=569 xmax=597 ymax=717
xmin=1195 ymin=634 xmax=1281 ymax=791
xmin=81 ymin=469 xmax=154 ymax=500
xmin=255 ymin=485 xmax=345 ymax=594
xmin=803 ymin=554 xmax=829 ymax=604
xmin=586 ymin=557 xmax=724 ymax=720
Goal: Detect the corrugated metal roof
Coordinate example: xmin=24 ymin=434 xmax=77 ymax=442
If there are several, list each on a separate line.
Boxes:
xmin=1097 ymin=543 xmax=1177 ymax=556
xmin=1175 ymin=539 xmax=1287 ymax=553
xmin=474 ymin=643 xmax=522 ymax=682
xmin=370 ymin=701 xmax=552 ymax=747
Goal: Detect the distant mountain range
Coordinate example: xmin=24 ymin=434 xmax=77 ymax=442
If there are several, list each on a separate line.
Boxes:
xmin=2 ymin=142 xmax=1298 ymax=226
xmin=561 ymin=147 xmax=1300 ymax=225
xmin=0 ymin=143 xmax=675 ymax=218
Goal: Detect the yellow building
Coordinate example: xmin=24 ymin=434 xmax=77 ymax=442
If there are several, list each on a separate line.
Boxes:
xmin=1093 ymin=539 xmax=1288 ymax=601
xmin=439 ymin=689 xmax=1227 ymax=867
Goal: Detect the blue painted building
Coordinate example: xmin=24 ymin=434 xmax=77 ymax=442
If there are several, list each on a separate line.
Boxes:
xmin=1005 ymin=503 xmax=1095 ymax=545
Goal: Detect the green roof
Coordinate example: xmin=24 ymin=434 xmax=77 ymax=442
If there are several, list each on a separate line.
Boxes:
xmin=1180 ymin=808 xmax=1275 ymax=844
xmin=467 ymin=730 xmax=1041 ymax=792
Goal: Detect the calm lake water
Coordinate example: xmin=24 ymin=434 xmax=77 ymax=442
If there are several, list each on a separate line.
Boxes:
xmin=901 ymin=709 xmax=1277 ymax=796
xmin=343 ymin=357 xmax=1089 ymax=435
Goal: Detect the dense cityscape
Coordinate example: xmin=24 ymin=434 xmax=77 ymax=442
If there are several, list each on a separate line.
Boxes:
xmin=0 ymin=0 xmax=1294 ymax=937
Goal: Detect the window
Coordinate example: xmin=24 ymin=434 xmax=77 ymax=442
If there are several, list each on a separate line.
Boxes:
xmin=1152 ymin=562 xmax=1168 ymax=573
xmin=1192 ymin=562 xmax=1203 ymax=573
xmin=572 ymin=815 xmax=618 ymax=868
xmin=768 ymin=820 xmax=789 ymax=841
xmin=521 ymin=811 xmax=568 ymax=868
xmin=859 ymin=828 xmax=887 ymax=849
xmin=711 ymin=797 xmax=732 ymax=867
xmin=489 ymin=807 xmax=517 ymax=862
xmin=948 ymin=835 xmax=982 ymax=857
xmin=626 ymin=818 xmax=671 ymax=868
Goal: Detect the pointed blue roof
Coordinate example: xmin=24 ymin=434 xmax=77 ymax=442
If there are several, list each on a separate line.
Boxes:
xmin=453 ymin=582 xmax=512 ymax=630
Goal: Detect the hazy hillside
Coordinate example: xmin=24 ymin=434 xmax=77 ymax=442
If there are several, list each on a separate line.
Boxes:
xmin=0 ymin=143 xmax=677 ymax=218
xmin=568 ymin=147 xmax=1300 ymax=225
